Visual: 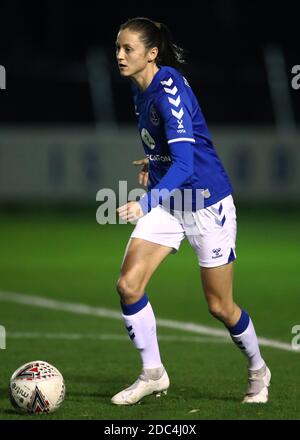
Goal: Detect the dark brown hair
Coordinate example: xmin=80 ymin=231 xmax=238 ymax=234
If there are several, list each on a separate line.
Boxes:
xmin=119 ymin=17 xmax=186 ymax=69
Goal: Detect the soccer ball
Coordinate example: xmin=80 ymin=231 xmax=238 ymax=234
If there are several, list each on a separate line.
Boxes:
xmin=9 ymin=360 xmax=65 ymax=414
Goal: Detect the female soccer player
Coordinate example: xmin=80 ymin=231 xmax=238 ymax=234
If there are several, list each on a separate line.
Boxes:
xmin=112 ymin=17 xmax=270 ymax=405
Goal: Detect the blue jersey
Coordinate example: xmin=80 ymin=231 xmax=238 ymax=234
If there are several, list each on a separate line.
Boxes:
xmin=132 ymin=65 xmax=233 ymax=213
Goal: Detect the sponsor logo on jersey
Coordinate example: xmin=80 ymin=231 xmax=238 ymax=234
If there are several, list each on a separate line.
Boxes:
xmin=141 ymin=128 xmax=155 ymax=150
xmin=146 ymin=154 xmax=171 ymax=163
xmin=149 ymin=104 xmax=160 ymax=126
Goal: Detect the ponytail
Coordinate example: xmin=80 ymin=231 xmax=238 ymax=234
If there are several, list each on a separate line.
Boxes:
xmin=155 ymin=22 xmax=186 ymax=68
xmin=119 ymin=17 xmax=186 ymax=69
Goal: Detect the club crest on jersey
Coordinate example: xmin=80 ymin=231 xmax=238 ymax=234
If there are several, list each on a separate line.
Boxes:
xmin=141 ymin=128 xmax=155 ymax=150
xmin=149 ymin=104 xmax=160 ymax=126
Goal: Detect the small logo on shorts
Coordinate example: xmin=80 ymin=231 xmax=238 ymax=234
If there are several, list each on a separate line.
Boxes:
xmin=212 ymin=248 xmax=223 ymax=259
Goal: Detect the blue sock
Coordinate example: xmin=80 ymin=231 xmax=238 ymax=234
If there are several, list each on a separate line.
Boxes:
xmin=227 ymin=309 xmax=250 ymax=335
xmin=120 ymin=293 xmax=162 ymax=369
xmin=121 ymin=294 xmax=148 ymax=315
xmin=227 ymin=309 xmax=264 ymax=370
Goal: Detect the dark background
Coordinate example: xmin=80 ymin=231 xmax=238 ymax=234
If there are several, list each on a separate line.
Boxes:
xmin=0 ymin=0 xmax=299 ymax=126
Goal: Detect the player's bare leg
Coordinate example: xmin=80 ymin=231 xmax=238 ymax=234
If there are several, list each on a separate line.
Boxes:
xmin=111 ymin=238 xmax=172 ymax=405
xmin=201 ymin=262 xmax=271 ymax=403
xmin=201 ymin=261 xmax=239 ymax=327
xmin=117 ymin=237 xmax=172 ymax=305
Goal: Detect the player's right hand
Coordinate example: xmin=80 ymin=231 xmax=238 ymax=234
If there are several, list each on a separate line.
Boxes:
xmin=132 ymin=158 xmax=149 ymax=187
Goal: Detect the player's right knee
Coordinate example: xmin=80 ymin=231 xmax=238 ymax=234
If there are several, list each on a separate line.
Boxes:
xmin=208 ymin=303 xmax=224 ymax=321
xmin=116 ymin=276 xmax=143 ymax=303
xmin=207 ymin=299 xmax=235 ymax=324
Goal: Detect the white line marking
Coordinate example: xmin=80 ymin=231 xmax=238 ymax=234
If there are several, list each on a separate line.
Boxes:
xmin=0 ymin=291 xmax=297 ymax=352
xmin=6 ymin=331 xmax=228 ymax=344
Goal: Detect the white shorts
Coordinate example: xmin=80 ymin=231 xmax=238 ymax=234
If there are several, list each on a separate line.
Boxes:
xmin=131 ymin=194 xmax=237 ymax=267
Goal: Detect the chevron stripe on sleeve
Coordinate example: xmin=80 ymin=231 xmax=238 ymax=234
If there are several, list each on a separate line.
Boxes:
xmin=156 ymin=76 xmax=195 ymax=145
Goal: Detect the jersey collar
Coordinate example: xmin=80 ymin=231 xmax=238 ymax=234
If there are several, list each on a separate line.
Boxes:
xmin=136 ymin=65 xmax=166 ymax=99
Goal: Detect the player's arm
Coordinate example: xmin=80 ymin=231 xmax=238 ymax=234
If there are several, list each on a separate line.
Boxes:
xmin=117 ymin=158 xmax=149 ymax=222
xmin=117 ymin=83 xmax=195 ymax=221
xmin=132 ymin=158 xmax=149 ymax=186
xmin=138 ymin=141 xmax=193 ymax=214
xmin=117 ymin=142 xmax=193 ymax=221
xmin=138 ymin=87 xmax=195 ymax=214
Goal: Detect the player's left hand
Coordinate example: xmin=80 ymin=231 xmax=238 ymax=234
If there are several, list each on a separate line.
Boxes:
xmin=117 ymin=201 xmax=144 ymax=222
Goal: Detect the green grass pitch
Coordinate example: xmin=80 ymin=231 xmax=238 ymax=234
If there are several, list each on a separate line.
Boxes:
xmin=0 ymin=205 xmax=299 ymax=420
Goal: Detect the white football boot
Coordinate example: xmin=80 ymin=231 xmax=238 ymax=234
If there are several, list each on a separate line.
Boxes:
xmin=242 ymin=364 xmax=271 ymax=403
xmin=111 ymin=366 xmax=170 ymax=405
